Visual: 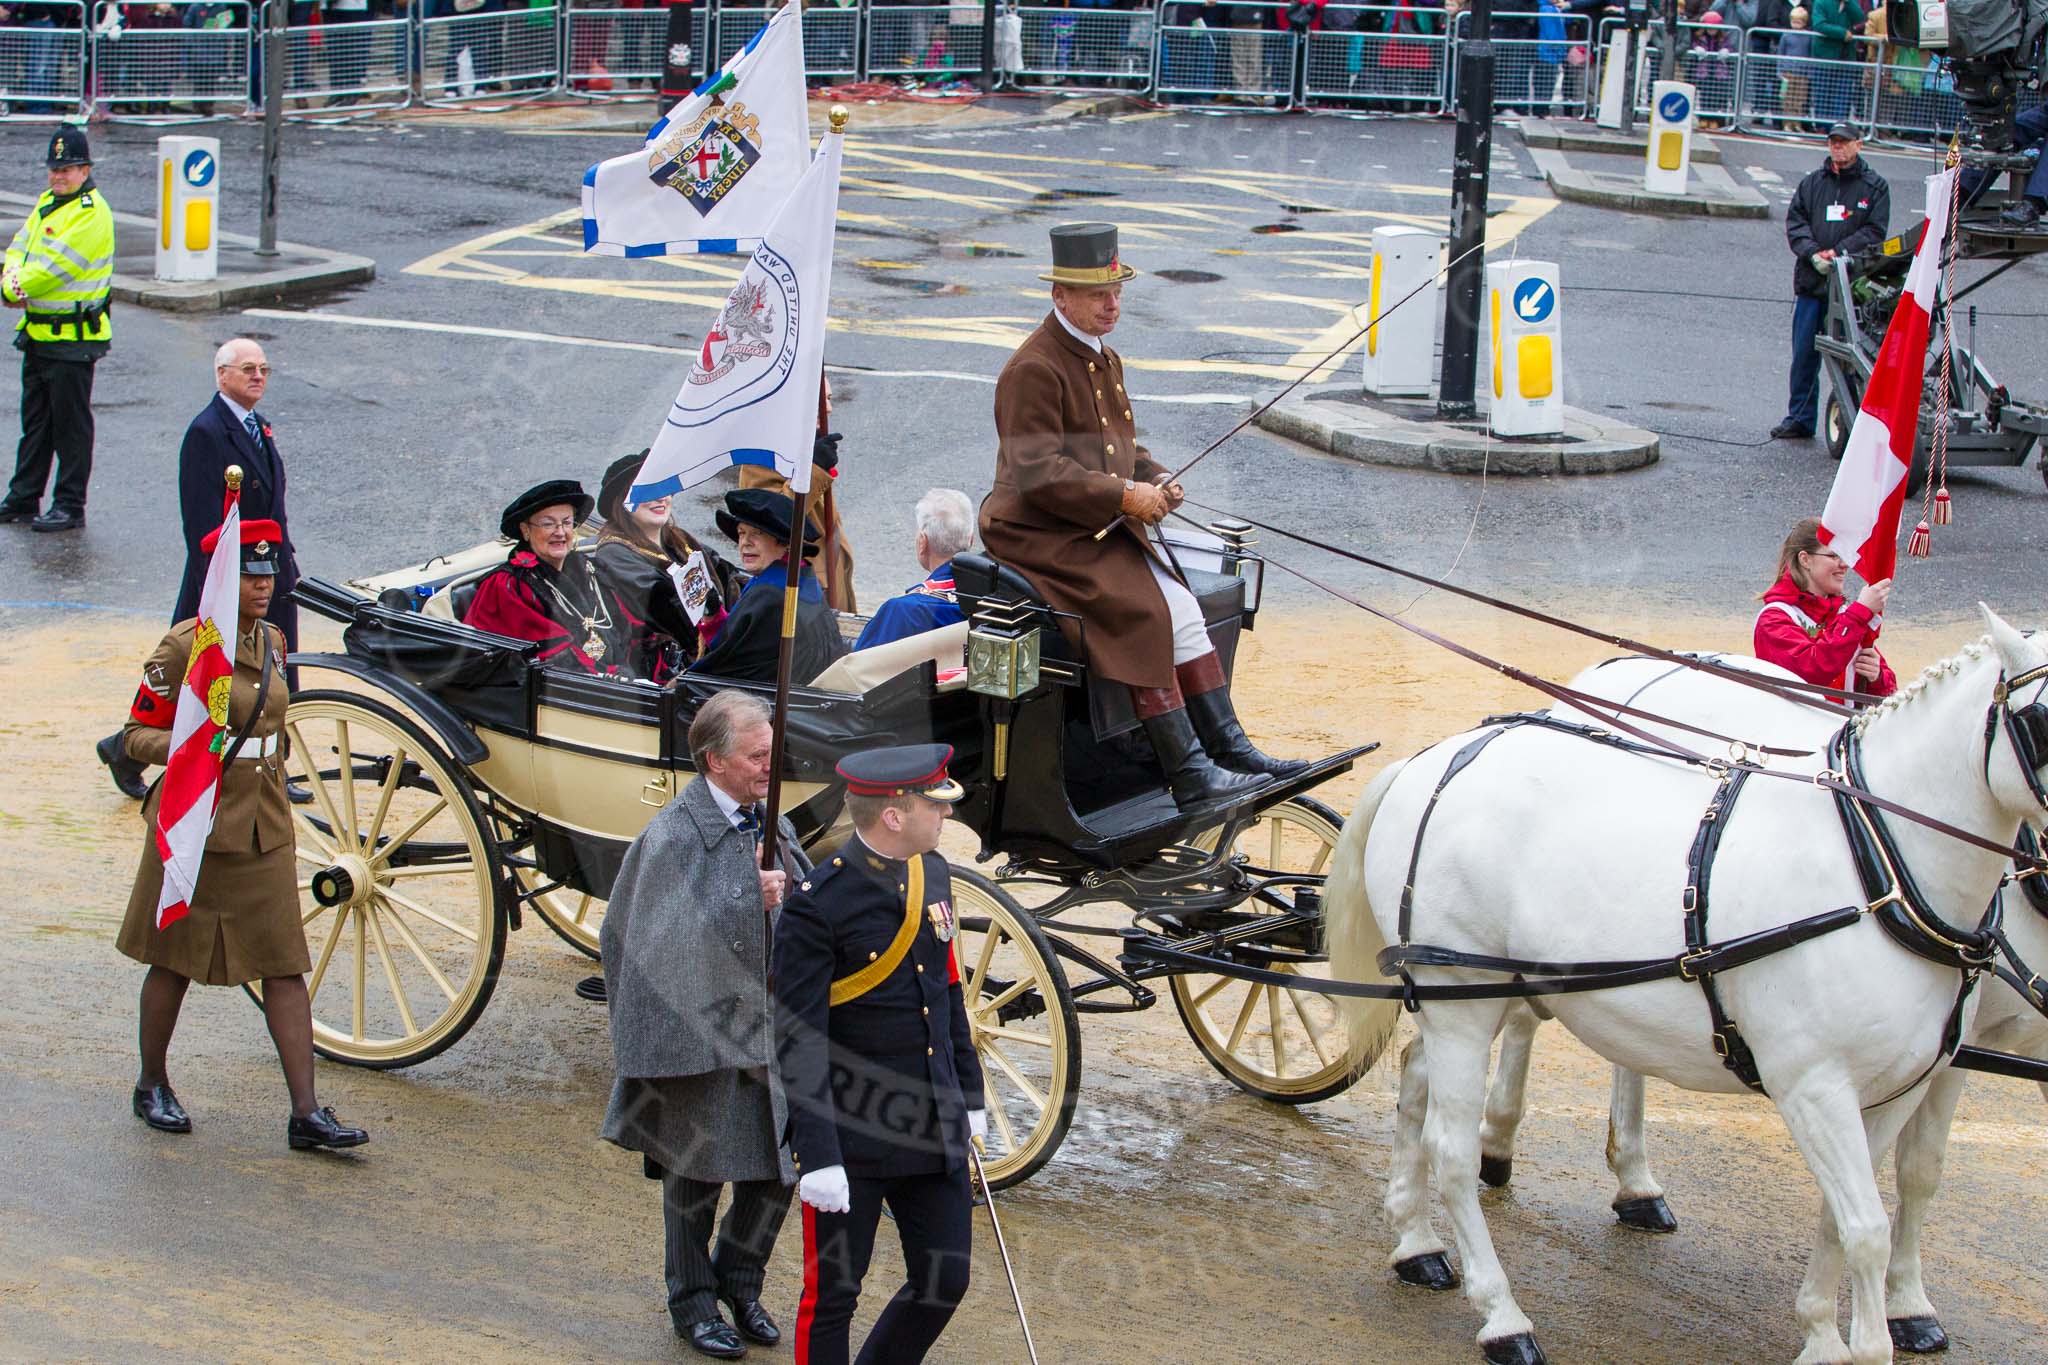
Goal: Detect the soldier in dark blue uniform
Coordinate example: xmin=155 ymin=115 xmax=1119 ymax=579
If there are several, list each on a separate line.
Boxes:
xmin=772 ymin=744 xmax=983 ymax=1365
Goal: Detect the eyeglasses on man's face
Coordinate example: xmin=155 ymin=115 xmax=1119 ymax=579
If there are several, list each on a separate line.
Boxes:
xmin=223 ymin=363 xmax=272 ymax=377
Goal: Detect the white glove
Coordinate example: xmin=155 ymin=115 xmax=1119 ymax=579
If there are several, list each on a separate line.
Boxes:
xmin=799 ymin=1165 xmax=850 ymax=1214
xmin=968 ymin=1109 xmax=987 ymax=1144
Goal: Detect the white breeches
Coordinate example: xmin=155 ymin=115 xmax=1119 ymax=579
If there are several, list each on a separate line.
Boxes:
xmin=1149 ymin=556 xmax=1211 ymax=665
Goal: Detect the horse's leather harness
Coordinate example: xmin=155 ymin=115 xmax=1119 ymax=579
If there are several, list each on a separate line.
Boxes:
xmin=1365 ymin=667 xmax=2048 ymax=1095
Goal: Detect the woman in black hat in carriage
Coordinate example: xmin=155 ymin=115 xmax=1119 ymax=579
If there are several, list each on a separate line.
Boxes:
xmin=465 ymin=478 xmax=644 ymax=675
xmin=690 ymin=487 xmax=848 ymax=684
xmin=590 ymin=451 xmax=740 ymax=680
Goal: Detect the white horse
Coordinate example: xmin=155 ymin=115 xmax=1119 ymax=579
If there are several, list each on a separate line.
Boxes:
xmin=1325 ymin=609 xmax=2048 ymax=1364
xmin=1471 ymin=648 xmax=2048 ymax=1356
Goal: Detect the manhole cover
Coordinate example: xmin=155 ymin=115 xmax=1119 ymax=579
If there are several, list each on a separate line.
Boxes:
xmin=1154 ymin=269 xmax=1224 ymax=284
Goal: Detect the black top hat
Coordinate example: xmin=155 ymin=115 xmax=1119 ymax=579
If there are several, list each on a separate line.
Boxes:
xmin=1039 ymin=222 xmax=1138 ymax=286
xmin=715 ymin=487 xmax=820 ymax=555
xmin=45 ymin=125 xmax=90 ymax=169
xmin=836 ymin=743 xmax=966 ymax=802
xmin=500 ymin=479 xmax=593 ymax=541
xmin=598 ymin=451 xmax=651 ymax=523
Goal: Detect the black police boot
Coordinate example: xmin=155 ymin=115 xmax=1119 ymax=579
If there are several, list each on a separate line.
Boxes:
xmin=1178 ymin=657 xmax=1312 ymax=780
xmin=29 ymin=506 xmax=82 ymax=532
xmin=1138 ymin=702 xmax=1270 ymax=811
xmin=0 ymin=503 xmax=37 ymax=524
xmin=97 ymin=731 xmax=149 ymax=801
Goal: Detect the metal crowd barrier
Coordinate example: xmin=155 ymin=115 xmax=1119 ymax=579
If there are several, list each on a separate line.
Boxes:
xmin=0 ymin=0 xmax=86 ymax=120
xmin=1009 ymin=4 xmax=1153 ymax=93
xmin=1450 ymin=9 xmax=1588 ymax=117
xmin=565 ymin=2 xmax=694 ymax=95
xmin=1300 ymin=5 xmax=1450 ymax=112
xmin=53 ymin=0 xmax=2002 ymax=143
xmin=90 ymin=0 xmax=252 ymax=117
xmin=279 ymin=5 xmax=411 ymax=112
xmin=417 ymin=2 xmax=560 ymax=105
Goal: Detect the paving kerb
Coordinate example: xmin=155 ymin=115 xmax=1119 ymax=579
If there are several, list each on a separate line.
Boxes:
xmin=0 ymin=190 xmax=375 ymax=314
xmin=1257 ymin=383 xmax=1660 ymax=476
xmin=1527 ymin=145 xmax=1769 ymax=218
xmin=1516 ymin=115 xmax=1725 ymax=164
xmin=395 ymin=89 xmax=1144 ymax=135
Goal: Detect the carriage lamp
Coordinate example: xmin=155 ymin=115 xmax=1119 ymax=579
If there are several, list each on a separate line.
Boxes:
xmin=1210 ymin=518 xmax=1264 ymax=616
xmin=967 ymin=605 xmax=1042 ymax=701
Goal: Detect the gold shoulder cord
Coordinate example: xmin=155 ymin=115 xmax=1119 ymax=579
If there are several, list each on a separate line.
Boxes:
xmin=829 ymin=856 xmax=924 ymax=1006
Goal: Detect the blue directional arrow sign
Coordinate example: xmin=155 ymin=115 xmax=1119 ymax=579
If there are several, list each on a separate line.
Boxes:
xmin=182 ymin=148 xmax=216 ymax=188
xmin=1657 ymin=89 xmax=1692 ymax=125
xmin=1511 ymin=277 xmax=1555 ymax=325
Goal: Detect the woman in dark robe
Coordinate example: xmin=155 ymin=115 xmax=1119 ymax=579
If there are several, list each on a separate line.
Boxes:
xmin=690 ymin=488 xmax=848 ymax=684
xmin=590 ymin=451 xmax=739 ymax=681
xmin=464 ymin=479 xmax=643 ymax=676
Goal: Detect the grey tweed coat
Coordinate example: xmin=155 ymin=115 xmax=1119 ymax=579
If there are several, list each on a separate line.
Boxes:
xmin=599 ymin=776 xmax=809 ymax=1184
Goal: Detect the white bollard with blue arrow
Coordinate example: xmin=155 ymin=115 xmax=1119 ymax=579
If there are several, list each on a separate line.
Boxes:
xmin=1644 ymin=81 xmax=1698 ymax=197
xmin=1486 ymin=260 xmax=1564 ymax=438
xmin=155 ymin=136 xmax=220 ymax=284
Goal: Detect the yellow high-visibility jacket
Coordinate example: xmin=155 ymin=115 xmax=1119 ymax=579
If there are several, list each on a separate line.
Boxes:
xmin=4 ymin=182 xmax=115 ymax=346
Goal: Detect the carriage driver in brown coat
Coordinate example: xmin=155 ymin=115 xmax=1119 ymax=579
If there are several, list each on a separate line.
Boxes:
xmin=982 ymin=223 xmax=1310 ymax=810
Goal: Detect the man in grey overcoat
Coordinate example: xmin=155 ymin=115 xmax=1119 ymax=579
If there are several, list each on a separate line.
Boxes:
xmin=601 ymin=689 xmax=810 ymax=1360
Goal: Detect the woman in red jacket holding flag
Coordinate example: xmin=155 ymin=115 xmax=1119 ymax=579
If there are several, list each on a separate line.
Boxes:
xmin=116 ymin=517 xmax=368 ymax=1151
xmin=1753 ymin=516 xmax=1897 ymax=701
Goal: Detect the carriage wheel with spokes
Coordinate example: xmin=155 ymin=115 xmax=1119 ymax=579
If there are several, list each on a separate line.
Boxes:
xmin=951 ymin=867 xmax=1080 ymax=1191
xmin=248 ymin=692 xmax=507 ymax=1069
xmin=1174 ymin=797 xmax=1362 ymax=1104
xmin=515 ymin=865 xmax=608 ymax=960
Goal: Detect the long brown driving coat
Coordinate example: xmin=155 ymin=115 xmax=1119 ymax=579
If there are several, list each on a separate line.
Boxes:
xmin=981 ymin=313 xmax=1176 ymax=690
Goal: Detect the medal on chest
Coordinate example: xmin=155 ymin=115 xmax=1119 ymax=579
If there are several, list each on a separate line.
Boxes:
xmin=926 ymin=896 xmax=956 ymax=943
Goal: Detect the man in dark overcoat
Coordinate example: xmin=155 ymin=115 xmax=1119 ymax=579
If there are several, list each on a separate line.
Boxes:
xmin=97 ymin=337 xmax=300 ymax=799
xmin=601 ymin=689 xmax=807 ymax=1360
xmin=981 ymin=222 xmax=1307 ymax=811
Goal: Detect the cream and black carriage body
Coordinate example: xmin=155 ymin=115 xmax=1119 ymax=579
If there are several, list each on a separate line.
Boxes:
xmin=280 ymin=522 xmax=1373 ymax=1186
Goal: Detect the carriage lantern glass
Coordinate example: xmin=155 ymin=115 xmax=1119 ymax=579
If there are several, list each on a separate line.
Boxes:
xmin=967 ymin=619 xmax=1042 ymax=700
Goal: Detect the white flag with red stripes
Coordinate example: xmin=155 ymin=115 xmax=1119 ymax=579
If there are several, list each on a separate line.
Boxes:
xmin=153 ymin=495 xmax=242 ymax=930
xmin=1818 ymin=167 xmax=1958 ymax=585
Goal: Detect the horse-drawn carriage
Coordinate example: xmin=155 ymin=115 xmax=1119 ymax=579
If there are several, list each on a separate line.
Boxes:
xmin=275 ymin=516 xmax=1374 ymax=1186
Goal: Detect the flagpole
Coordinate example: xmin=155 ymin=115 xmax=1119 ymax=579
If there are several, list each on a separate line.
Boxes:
xmin=815 ymin=371 xmax=840 ymax=609
xmin=758 ymin=104 xmax=847 ymax=875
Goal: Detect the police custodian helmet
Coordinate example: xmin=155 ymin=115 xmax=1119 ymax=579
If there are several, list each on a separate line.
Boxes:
xmin=45 ymin=125 xmax=90 ymax=169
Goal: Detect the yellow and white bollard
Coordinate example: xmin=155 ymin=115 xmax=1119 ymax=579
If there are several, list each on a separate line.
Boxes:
xmin=1643 ymin=80 xmax=1697 ymax=196
xmin=1360 ymin=225 xmax=1443 ymax=398
xmin=1487 ymin=260 xmax=1563 ymax=438
xmin=156 ymin=136 xmax=220 ymax=283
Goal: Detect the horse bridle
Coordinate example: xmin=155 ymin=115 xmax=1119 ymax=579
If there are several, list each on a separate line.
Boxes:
xmin=1984 ymin=661 xmax=2048 ymax=813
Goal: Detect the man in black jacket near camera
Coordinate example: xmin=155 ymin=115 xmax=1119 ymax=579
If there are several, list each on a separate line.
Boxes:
xmin=1772 ymin=124 xmax=1889 ymax=441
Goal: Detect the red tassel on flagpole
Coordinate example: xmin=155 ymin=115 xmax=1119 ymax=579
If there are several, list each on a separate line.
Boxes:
xmin=1907 ymin=518 xmax=1932 ymax=557
xmin=1931 ymin=486 xmax=1953 ymax=525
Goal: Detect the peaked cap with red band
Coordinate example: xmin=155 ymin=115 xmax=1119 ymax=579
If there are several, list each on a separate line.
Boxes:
xmin=200 ymin=518 xmax=285 ymax=575
xmin=835 ymin=743 xmax=965 ymax=802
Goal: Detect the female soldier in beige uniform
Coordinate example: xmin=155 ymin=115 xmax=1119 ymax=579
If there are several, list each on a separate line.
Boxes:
xmin=116 ymin=517 xmax=368 ymax=1151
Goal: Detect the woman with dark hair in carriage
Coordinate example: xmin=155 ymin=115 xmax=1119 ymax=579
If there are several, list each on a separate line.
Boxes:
xmin=1753 ymin=515 xmax=1897 ymax=699
xmin=464 ymin=479 xmax=643 ymax=676
xmin=590 ymin=452 xmax=736 ymax=680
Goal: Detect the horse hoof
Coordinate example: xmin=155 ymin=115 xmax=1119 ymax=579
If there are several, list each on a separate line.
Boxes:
xmin=1481 ymin=1331 xmax=1548 ymax=1364
xmin=1394 ymin=1251 xmax=1460 ymax=1291
xmin=1889 ymin=1316 xmax=1949 ymax=1354
xmin=1479 ymin=1154 xmax=1513 ymax=1187
xmin=1612 ymin=1195 xmax=1678 ymax=1234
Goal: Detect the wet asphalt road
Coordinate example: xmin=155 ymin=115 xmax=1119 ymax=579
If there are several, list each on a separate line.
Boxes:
xmin=0 ymin=108 xmax=2040 ymax=634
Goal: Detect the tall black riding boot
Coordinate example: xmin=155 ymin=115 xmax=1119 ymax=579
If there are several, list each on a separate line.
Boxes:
xmin=1178 ymin=655 xmax=1312 ymax=780
xmin=96 ymin=730 xmax=149 ymax=801
xmin=1135 ymin=693 xmax=1269 ymax=811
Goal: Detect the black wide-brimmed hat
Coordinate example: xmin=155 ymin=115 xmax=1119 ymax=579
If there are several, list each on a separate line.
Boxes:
xmin=598 ymin=451 xmax=651 ymax=523
xmin=1039 ymin=222 xmax=1138 ymax=286
xmin=715 ymin=487 xmax=820 ymax=555
xmin=500 ymin=479 xmax=593 ymax=541
xmin=45 ymin=125 xmax=89 ymax=169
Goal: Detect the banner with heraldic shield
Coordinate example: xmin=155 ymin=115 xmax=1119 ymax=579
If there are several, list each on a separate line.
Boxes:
xmin=647 ymin=101 xmax=766 ymax=218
